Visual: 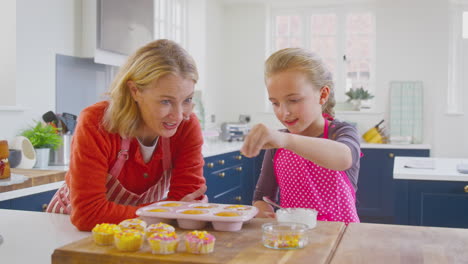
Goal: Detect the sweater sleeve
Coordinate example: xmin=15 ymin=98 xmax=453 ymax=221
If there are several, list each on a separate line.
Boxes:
xmin=252 ymin=149 xmax=279 ymax=203
xmin=69 ymin=104 xmax=139 ymax=231
xmin=165 ymin=112 xmax=206 ymax=200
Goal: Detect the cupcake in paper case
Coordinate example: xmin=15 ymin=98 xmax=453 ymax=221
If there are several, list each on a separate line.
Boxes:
xmin=92 ymin=223 xmax=121 ymax=246
xmin=146 ymin=222 xmax=176 ymax=238
xmin=114 ymin=229 xmax=144 ymax=252
xmin=118 ymin=218 xmax=147 ymax=232
xmin=147 ymin=231 xmax=179 ymax=255
xmin=184 ymin=230 xmax=216 ymax=254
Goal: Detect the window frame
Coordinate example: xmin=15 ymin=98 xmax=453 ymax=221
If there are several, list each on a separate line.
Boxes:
xmin=268 ymin=4 xmax=376 ymax=109
xmin=154 ymin=0 xmax=187 ymax=47
xmin=447 ymin=4 xmax=467 ymax=115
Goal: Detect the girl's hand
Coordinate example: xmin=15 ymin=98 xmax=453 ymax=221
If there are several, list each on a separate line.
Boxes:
xmin=241 ymin=124 xmax=287 ymax=158
xmin=253 ymin=200 xmax=276 ymax=218
xmin=181 ymin=185 xmax=208 ymax=203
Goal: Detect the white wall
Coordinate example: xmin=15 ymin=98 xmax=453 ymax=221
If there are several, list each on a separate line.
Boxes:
xmin=0 ymin=0 xmax=81 ymax=143
xmin=0 ymin=0 xmax=16 ymax=107
xmin=200 ymin=0 xmax=468 ymax=157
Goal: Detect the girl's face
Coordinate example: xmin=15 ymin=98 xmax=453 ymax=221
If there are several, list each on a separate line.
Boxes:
xmin=267 ymin=70 xmax=328 ymax=136
xmin=129 ymin=74 xmax=194 ymax=141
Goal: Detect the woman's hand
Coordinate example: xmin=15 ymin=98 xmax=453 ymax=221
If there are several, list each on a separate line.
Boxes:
xmin=180 ymin=184 xmax=208 ymax=203
xmin=241 ymin=124 xmax=287 ymax=158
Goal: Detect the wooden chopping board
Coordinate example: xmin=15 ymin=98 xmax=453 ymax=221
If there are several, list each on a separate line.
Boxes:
xmin=52 ymin=219 xmax=345 ymax=264
xmin=0 ymin=169 xmax=66 ymax=193
xmin=330 ymin=222 xmax=468 ymax=264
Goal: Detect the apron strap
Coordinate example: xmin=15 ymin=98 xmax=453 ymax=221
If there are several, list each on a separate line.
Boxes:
xmin=161 ymin=137 xmax=172 ymax=171
xmin=109 ymin=138 xmax=131 ymax=177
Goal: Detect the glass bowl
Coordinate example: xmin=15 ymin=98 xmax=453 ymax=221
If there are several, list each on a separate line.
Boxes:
xmin=262 ymin=222 xmax=309 ymax=250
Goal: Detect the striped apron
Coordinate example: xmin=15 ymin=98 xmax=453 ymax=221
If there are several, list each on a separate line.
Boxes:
xmin=46 ymin=137 xmax=172 ymax=214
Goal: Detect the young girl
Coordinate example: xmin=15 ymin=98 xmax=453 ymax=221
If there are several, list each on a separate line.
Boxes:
xmin=241 ymin=48 xmax=361 ymax=224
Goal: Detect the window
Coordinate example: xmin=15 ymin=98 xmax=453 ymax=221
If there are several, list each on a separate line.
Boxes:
xmin=447 ymin=5 xmax=468 ymax=114
xmin=270 ymin=6 xmax=376 ymax=104
xmin=154 ymin=0 xmax=187 ymax=46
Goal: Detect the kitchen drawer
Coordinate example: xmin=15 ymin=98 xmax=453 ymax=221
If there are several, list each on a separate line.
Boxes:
xmin=205 ymin=165 xmax=243 ymax=198
xmin=8 ymin=189 xmax=57 ymax=212
xmin=211 ymin=186 xmax=243 ymax=204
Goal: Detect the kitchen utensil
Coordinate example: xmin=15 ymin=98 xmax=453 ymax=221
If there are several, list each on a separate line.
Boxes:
xmin=42 ymin=111 xmax=59 ymax=126
xmin=262 ymin=196 xmax=283 ymax=210
xmin=49 ymin=134 xmax=72 ymax=166
xmin=276 ymin=208 xmax=318 ymax=229
xmin=62 ymin=112 xmax=77 ymax=134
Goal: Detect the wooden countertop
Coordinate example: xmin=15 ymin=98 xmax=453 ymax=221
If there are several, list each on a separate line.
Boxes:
xmin=330 ymin=222 xmax=468 ymax=264
xmin=0 ymin=168 xmax=66 ymax=193
xmin=52 ymin=219 xmax=345 ymax=264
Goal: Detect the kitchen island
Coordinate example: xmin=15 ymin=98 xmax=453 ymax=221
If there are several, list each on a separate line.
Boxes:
xmin=2 ymin=209 xmax=468 ymax=264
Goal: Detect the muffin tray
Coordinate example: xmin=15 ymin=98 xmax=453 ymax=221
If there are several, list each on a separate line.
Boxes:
xmin=136 ymin=201 xmax=258 ymax=232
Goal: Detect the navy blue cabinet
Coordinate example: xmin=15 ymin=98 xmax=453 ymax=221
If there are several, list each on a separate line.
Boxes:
xmin=204 ymin=151 xmax=251 ymax=204
xmin=203 ymin=150 xmax=262 ymax=205
xmin=357 ymin=148 xmax=429 ymax=224
xmin=396 ymin=180 xmax=468 ymax=228
xmin=0 ymin=189 xmax=57 ymax=212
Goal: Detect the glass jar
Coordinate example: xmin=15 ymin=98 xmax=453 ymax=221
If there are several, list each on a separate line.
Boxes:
xmin=262 ymin=222 xmax=308 ymax=250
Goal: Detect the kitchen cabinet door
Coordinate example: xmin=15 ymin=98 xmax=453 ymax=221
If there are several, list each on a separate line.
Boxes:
xmin=9 ymin=189 xmax=57 ymax=212
xmin=407 ymin=180 xmax=468 ymax=228
xmin=357 ymin=148 xmax=429 ymax=224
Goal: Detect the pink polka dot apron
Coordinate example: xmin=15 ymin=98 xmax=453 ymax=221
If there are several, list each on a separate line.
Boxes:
xmin=46 ymin=137 xmax=172 ymax=214
xmin=273 ymin=118 xmax=359 ymax=224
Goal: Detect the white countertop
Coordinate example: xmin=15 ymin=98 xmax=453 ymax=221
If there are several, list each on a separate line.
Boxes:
xmin=393 ymin=156 xmax=468 ymax=182
xmin=0 ymin=209 xmax=88 ymax=264
xmin=361 ymin=143 xmax=431 ymax=149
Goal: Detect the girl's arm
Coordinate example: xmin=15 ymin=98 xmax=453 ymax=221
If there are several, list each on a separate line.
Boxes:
xmin=241 ymin=123 xmax=358 ymax=171
xmin=251 ymin=149 xmax=278 ymax=218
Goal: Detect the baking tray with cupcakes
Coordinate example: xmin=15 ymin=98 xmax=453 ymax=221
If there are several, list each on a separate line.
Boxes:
xmin=136 ymin=201 xmax=258 ymax=232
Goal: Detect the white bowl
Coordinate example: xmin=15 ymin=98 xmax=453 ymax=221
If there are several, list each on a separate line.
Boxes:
xmin=276 ymin=208 xmax=318 ymax=229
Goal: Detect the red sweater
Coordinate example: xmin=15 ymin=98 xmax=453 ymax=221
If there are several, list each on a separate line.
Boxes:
xmin=67 ymin=101 xmax=205 ymax=231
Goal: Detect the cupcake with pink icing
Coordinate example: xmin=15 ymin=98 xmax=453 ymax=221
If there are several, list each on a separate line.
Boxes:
xmin=146 ymin=222 xmax=176 ymax=238
xmin=147 ymin=231 xmax=179 ymax=254
xmin=184 ymin=230 xmax=216 ymax=254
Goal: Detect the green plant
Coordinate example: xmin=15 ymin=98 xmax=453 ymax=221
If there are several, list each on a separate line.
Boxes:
xmin=345 ymin=87 xmax=374 ymax=101
xmin=20 ymin=121 xmax=63 ymax=150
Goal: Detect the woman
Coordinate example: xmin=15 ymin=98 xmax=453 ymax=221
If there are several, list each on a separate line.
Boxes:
xmin=47 ymin=39 xmax=206 ymax=231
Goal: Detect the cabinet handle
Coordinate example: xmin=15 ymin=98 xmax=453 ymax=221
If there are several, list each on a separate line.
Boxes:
xmin=234 ymin=196 xmax=242 ymax=201
xmin=207 ymin=162 xmax=214 ymax=168
xmin=218 ymin=160 xmax=225 ymax=165
xmin=464 ymin=185 xmax=468 ymax=193
xmin=235 ymin=155 xmax=242 ymax=160
xmin=388 ymin=153 xmax=394 ymax=158
xmin=42 ymin=204 xmax=48 ymax=212
xmin=218 ymin=172 xmax=225 ymax=178
xmin=236 ymin=167 xmax=243 ymax=172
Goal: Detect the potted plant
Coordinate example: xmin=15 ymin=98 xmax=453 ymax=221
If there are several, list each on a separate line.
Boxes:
xmin=20 ymin=121 xmax=62 ymax=168
xmin=345 ymin=87 xmax=374 ymax=110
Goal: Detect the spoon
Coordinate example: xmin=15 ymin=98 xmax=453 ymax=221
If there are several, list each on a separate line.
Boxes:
xmin=262 ymin=196 xmax=283 ymax=209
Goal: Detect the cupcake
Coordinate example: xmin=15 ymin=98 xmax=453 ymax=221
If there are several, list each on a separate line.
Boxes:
xmin=184 ymin=231 xmax=216 ymax=254
xmin=91 ymin=223 xmax=121 ymax=246
xmin=118 ymin=218 xmax=147 ymax=232
xmin=180 ymin=209 xmax=206 ymax=215
xmin=147 ymin=231 xmax=179 ymax=254
xmin=114 ymin=229 xmax=144 ymax=252
xmin=146 ymin=222 xmax=176 ymax=238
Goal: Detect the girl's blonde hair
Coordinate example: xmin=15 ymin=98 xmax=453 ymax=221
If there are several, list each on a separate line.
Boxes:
xmin=103 ymin=39 xmax=198 ymax=138
xmin=265 ymin=48 xmax=336 ymax=117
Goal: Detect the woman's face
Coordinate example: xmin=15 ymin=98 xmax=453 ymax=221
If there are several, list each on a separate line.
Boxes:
xmin=266 ymin=70 xmax=328 ymax=136
xmin=130 ymin=74 xmax=194 ymax=140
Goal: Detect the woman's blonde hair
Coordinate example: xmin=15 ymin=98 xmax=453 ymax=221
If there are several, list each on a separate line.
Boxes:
xmin=264 ymin=48 xmax=336 ymax=117
xmin=103 ymin=39 xmax=198 ymax=138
